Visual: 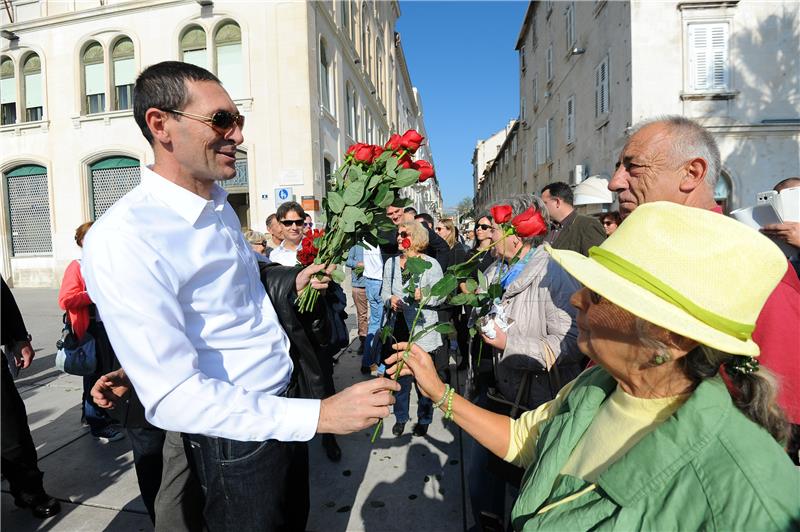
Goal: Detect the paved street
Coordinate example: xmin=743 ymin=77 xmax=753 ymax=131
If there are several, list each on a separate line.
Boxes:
xmin=1 ymin=287 xmax=473 ymax=531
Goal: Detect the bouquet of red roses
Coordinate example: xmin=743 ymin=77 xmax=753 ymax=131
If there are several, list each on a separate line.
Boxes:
xmin=297 ymin=229 xmax=324 ymax=267
xmin=296 ymin=130 xmax=435 ymax=312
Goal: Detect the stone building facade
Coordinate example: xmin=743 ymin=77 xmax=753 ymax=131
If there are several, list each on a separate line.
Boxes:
xmin=476 ymin=0 xmax=799 ymax=214
xmin=0 ymin=0 xmax=442 ymax=286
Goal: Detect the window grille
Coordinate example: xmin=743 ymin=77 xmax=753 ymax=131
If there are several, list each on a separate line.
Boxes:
xmin=6 ymin=166 xmax=52 ymax=255
xmin=90 ymin=160 xmax=141 ymax=219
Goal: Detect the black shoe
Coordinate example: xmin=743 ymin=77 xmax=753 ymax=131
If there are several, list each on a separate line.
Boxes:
xmin=14 ymin=492 xmax=61 ymax=519
xmin=360 ymin=365 xmax=372 ymax=375
xmin=358 ymin=336 xmax=366 ymax=355
xmin=322 ymin=434 xmax=342 ymax=462
xmin=412 ymin=423 xmax=429 ymax=437
xmin=392 ymin=422 xmax=406 ymax=437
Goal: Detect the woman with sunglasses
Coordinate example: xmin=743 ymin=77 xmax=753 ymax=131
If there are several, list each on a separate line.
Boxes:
xmin=387 ymin=202 xmax=799 ymax=530
xmin=382 ymin=220 xmax=445 ymax=437
xmin=599 ymin=211 xmax=622 ymax=236
xmin=269 ymin=201 xmax=307 ymax=266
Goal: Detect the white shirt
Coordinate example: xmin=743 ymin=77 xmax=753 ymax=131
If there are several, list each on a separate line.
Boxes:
xmin=269 ymin=240 xmax=299 ymax=266
xmin=82 ymin=166 xmax=319 ymax=442
xmin=362 ymin=242 xmax=384 ymax=280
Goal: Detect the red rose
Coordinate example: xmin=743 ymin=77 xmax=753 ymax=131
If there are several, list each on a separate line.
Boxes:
xmin=398 ymin=153 xmax=412 ymax=169
xmin=385 ymin=134 xmax=402 ymax=151
xmin=490 ymin=205 xmax=513 ymax=224
xmin=353 ymin=144 xmax=376 ymax=163
xmin=372 ymin=145 xmax=384 ymax=160
xmin=399 ymin=129 xmax=424 ymax=152
xmin=401 ymin=238 xmax=412 ymax=250
xmin=346 ymin=143 xmax=364 ymax=156
xmin=411 ymin=160 xmax=435 ymax=182
xmin=511 ymin=207 xmax=547 ymax=238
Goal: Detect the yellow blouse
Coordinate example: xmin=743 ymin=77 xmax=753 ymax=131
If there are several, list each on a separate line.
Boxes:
xmin=505 ymin=380 xmax=688 ymax=482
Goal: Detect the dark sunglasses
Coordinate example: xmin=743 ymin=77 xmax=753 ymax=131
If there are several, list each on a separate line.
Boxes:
xmin=164 ymin=109 xmax=245 ymax=133
xmin=281 ymin=219 xmax=305 ymax=227
xmin=476 ymin=224 xmax=492 ymax=231
xmin=602 ymin=221 xmax=616 ymax=226
xmin=398 ymin=231 xmax=410 ymax=239
xmin=589 ymin=290 xmax=603 ymax=304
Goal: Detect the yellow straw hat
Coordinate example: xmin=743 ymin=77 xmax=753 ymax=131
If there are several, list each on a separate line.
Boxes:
xmin=546 ymin=202 xmax=787 ymax=356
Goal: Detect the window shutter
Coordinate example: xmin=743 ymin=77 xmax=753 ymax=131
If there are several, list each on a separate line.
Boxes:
xmin=566 ymin=96 xmax=575 ymax=143
xmin=594 ymin=57 xmax=609 ymax=117
xmin=689 ymin=23 xmax=728 ymax=91
xmin=532 ymin=76 xmax=538 ymax=104
xmin=710 ymin=23 xmax=729 ymax=89
xmin=536 ymin=128 xmax=546 ymax=165
xmin=601 ymin=58 xmax=609 ymax=114
xmin=546 ymin=118 xmax=553 ymax=161
xmin=546 ymin=46 xmax=553 ymax=81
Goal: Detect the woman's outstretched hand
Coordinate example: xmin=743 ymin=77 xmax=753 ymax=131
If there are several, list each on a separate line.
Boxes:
xmin=386 ymin=342 xmax=447 ymax=402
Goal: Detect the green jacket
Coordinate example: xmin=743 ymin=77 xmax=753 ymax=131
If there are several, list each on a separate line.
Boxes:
xmin=512 ymin=367 xmax=800 ymax=531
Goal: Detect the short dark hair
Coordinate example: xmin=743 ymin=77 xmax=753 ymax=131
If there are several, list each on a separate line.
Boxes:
xmin=415 ymin=213 xmax=434 ymax=228
xmin=404 ymin=206 xmax=417 ymax=215
xmin=265 ymin=213 xmax=278 ymax=226
xmin=276 ymin=201 xmax=306 ymax=221
xmin=541 ymin=182 xmax=574 ymax=206
xmin=133 ymin=61 xmax=220 ymax=145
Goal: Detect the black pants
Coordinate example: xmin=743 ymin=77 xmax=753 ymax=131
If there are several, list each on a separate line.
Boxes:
xmin=127 ymin=426 xmax=167 ymax=524
xmin=1 ymin=360 xmax=44 ymax=497
xmin=182 ymin=434 xmax=309 ymax=532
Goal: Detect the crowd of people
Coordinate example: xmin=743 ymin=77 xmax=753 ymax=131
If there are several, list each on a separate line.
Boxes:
xmin=1 ymin=59 xmax=798 ymax=531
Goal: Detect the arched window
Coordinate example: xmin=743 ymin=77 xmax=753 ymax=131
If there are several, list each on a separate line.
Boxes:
xmin=112 ymin=38 xmax=135 ymax=111
xmin=345 ymin=81 xmax=358 ymax=139
xmin=365 ymin=24 xmax=372 ymax=77
xmin=83 ymin=42 xmax=105 ymax=114
xmin=181 ymin=26 xmax=207 ymax=68
xmin=215 ymin=22 xmax=243 ymax=99
xmin=715 ymin=172 xmax=733 ymax=214
xmin=319 ymin=38 xmax=333 ymax=113
xmin=1 ymin=56 xmax=16 ymax=125
xmin=89 ymin=156 xmax=141 ymax=219
xmin=5 ymin=164 xmax=52 ymax=255
xmin=22 ymin=54 xmax=42 ymax=122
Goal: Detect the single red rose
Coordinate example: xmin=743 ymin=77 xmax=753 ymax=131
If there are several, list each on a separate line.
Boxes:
xmin=511 ymin=207 xmax=547 ymax=238
xmin=399 ymin=129 xmax=424 ymax=152
xmin=385 ymin=134 xmax=402 ymax=151
xmin=353 ymin=144 xmax=376 ymax=163
xmin=398 ymin=153 xmax=412 ymax=169
xmin=401 ymin=238 xmax=412 ymax=250
xmin=372 ymin=145 xmax=385 ymax=160
xmin=411 ymin=160 xmax=435 ymax=182
xmin=490 ymin=205 xmax=513 ymax=224
xmin=346 ymin=143 xmax=364 ymax=156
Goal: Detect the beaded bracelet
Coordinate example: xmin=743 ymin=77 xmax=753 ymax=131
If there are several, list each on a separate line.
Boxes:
xmin=444 ymin=387 xmax=456 ymax=420
xmin=432 ymin=384 xmax=451 ymax=409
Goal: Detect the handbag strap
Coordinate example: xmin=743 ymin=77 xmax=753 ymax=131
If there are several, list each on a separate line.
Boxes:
xmin=541 ymin=340 xmax=563 ymax=396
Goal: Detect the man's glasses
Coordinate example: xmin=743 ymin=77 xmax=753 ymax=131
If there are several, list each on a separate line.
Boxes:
xmin=281 ymin=219 xmax=305 ymax=227
xmin=163 ymin=109 xmax=245 ymax=134
xmin=602 ymin=221 xmax=615 ymax=226
xmin=476 ymin=224 xmax=492 ymax=231
xmin=399 ymin=231 xmax=410 ymax=239
xmin=589 ymin=290 xmax=603 ymax=305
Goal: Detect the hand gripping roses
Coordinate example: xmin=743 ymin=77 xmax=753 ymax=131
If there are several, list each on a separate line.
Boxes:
xmin=295 ymin=130 xmax=436 ymax=312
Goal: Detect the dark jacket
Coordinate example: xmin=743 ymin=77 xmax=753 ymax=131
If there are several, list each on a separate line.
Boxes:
xmin=258 ymin=262 xmax=333 ymax=400
xmin=380 ymin=226 xmax=451 ymax=272
xmin=550 ymin=212 xmax=606 ymax=257
xmin=1 ymin=277 xmax=28 ymax=346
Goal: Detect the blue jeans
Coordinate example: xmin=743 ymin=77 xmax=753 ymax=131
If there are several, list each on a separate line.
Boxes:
xmin=362 ymin=278 xmax=384 ymax=367
xmin=183 ymin=434 xmax=309 ymax=531
xmin=393 ymin=375 xmax=433 ymax=425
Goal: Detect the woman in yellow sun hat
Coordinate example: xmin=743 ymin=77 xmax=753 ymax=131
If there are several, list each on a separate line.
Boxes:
xmin=387 ymin=201 xmax=799 ymax=530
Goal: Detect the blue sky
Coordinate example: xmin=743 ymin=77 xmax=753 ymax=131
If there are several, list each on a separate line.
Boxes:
xmin=397 ymin=1 xmax=528 ymax=209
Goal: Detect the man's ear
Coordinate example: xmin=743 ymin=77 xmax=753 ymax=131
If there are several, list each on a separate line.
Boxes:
xmin=679 ymin=157 xmax=708 ymax=193
xmin=145 ymin=108 xmax=171 ymax=145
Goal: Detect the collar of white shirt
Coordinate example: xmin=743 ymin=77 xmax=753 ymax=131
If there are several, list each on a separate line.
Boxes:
xmin=140 ymin=165 xmax=228 ymax=225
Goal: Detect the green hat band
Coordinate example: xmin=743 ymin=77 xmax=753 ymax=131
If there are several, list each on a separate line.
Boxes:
xmin=588 ymin=246 xmax=754 ymax=341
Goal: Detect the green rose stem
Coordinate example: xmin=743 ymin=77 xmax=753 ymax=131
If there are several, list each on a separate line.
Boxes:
xmin=371 ymin=291 xmax=429 ymax=443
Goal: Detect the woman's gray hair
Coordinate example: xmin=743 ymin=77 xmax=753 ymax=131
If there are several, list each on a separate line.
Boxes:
xmin=635 ymin=318 xmax=789 ymax=443
xmin=490 ymin=194 xmax=550 ymax=247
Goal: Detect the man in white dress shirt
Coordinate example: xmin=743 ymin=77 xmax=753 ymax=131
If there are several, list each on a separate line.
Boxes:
xmin=268 ymin=201 xmax=306 ymax=266
xmin=82 ymin=61 xmax=398 ymax=531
